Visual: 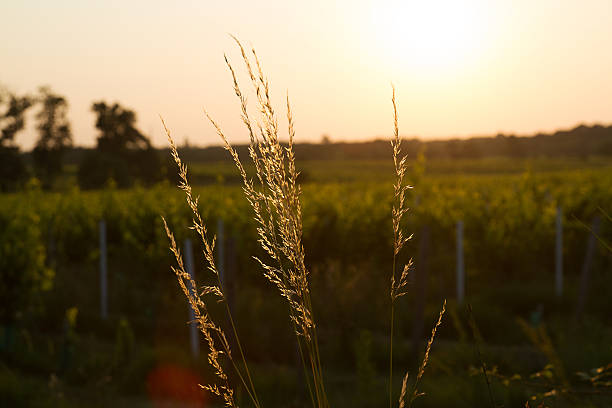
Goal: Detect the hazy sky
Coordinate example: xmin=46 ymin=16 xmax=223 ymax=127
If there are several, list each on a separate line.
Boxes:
xmin=2 ymin=0 xmax=611 ymax=149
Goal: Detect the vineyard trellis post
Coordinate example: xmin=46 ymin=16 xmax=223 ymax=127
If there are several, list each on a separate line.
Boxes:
xmin=99 ymin=219 xmax=108 ymax=320
xmin=184 ymin=238 xmax=199 ymax=358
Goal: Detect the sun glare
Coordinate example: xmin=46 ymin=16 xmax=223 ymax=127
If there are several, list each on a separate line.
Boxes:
xmin=367 ymin=0 xmax=487 ymax=75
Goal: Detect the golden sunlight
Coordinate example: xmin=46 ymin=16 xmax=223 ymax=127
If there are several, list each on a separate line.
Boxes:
xmin=366 ymin=0 xmax=489 ymax=74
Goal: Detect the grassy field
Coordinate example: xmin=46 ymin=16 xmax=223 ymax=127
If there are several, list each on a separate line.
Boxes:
xmin=1 ymin=157 xmax=612 ymax=407
xmin=179 ymin=155 xmax=612 ymax=184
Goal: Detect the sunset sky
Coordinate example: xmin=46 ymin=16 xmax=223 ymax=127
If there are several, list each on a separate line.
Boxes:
xmin=2 ymin=0 xmax=611 ymax=149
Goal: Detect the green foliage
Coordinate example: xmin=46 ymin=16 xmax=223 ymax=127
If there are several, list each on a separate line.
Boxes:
xmin=1 ymin=165 xmax=611 ymax=329
xmin=0 ymin=160 xmax=611 ymax=406
xmin=0 ymin=179 xmax=53 ymax=324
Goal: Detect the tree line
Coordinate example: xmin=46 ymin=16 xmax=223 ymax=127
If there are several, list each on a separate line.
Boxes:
xmin=2 ymin=85 xmax=611 ymax=191
xmin=1 ymin=86 xmax=70 ymax=190
xmin=170 ymin=125 xmax=612 ymax=163
xmin=0 ymin=86 xmax=163 ymax=191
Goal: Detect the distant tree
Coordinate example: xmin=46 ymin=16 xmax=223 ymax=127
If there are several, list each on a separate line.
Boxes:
xmin=0 ymin=89 xmax=32 ymax=146
xmin=32 ymin=86 xmax=72 ymax=187
xmin=78 ymin=101 xmax=161 ymax=188
xmin=92 ymin=102 xmax=151 ymax=153
xmin=0 ymin=87 xmax=32 ymax=191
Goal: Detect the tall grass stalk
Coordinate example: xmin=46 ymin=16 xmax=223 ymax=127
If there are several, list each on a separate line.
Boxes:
xmin=205 ymin=37 xmax=329 ymax=408
xmin=396 ymin=301 xmax=446 ymax=408
xmin=408 ymin=299 xmax=446 ymax=407
xmin=163 ymin=39 xmax=445 ymax=408
xmin=389 ymin=86 xmax=412 ymax=408
xmin=161 ymin=120 xmax=260 ymax=408
xmin=388 ymin=87 xmax=446 ymax=408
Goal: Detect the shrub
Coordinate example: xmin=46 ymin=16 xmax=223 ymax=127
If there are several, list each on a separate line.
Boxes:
xmin=0 ymin=180 xmax=53 ymax=327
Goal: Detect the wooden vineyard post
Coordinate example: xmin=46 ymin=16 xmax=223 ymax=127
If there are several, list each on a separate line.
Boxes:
xmin=99 ymin=219 xmax=108 ymax=320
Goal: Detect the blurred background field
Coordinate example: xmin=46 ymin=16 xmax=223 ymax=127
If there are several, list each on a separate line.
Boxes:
xmin=3 ymin=0 xmax=612 ymax=405
xmin=1 ymin=153 xmax=611 ymax=407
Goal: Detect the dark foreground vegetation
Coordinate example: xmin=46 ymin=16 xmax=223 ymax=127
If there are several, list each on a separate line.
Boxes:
xmin=1 ymin=154 xmax=611 ymax=407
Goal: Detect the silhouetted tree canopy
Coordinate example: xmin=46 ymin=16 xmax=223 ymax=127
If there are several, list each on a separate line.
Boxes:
xmin=92 ymin=102 xmax=151 ymax=153
xmin=0 ymin=87 xmax=32 ymax=191
xmin=0 ymin=89 xmax=32 ymax=147
xmin=78 ymin=101 xmax=161 ymax=188
xmin=32 ymin=86 xmax=73 ymax=187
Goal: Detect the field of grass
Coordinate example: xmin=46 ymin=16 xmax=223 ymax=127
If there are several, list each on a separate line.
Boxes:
xmin=1 ymin=155 xmax=611 ymax=407
xmin=178 ymin=155 xmax=612 ymax=184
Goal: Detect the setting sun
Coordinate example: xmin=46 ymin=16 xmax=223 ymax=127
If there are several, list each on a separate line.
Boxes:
xmin=1 ymin=1 xmax=612 ymax=407
xmin=366 ymin=0 xmax=489 ymax=73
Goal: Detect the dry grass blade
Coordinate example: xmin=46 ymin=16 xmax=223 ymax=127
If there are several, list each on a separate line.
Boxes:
xmin=390 ymin=85 xmax=414 ymax=301
xmin=161 ymin=117 xmax=260 ymax=408
xmin=161 ymin=218 xmax=236 ymax=408
xmin=409 ymin=299 xmax=446 ymax=407
xmin=398 ymin=371 xmax=410 ymax=408
xmin=205 ymin=37 xmax=328 ymax=408
xmin=163 ymin=39 xmax=437 ymax=408
xmin=389 ymin=85 xmax=414 ymax=408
